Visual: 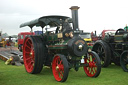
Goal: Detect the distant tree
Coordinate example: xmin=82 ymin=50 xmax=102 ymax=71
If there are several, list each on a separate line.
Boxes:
xmin=2 ymin=33 xmax=9 ymax=38
xmin=11 ymin=35 xmax=18 ymax=38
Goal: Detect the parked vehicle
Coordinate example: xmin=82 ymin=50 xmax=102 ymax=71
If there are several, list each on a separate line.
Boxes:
xmin=92 ymin=26 xmax=128 ymax=72
xmin=91 ymin=31 xmax=101 ymax=42
xmin=20 ymin=6 xmax=101 ymax=82
xmin=18 ymin=32 xmax=35 ymax=51
xmin=79 ymin=32 xmax=93 ymax=49
xmin=101 ymin=30 xmax=116 ymax=40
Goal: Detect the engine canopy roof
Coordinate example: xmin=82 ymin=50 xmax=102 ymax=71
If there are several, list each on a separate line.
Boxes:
xmin=20 ymin=15 xmax=70 ymax=29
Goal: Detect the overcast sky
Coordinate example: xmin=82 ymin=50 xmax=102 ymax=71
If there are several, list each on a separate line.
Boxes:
xmin=0 ymin=0 xmax=128 ymax=35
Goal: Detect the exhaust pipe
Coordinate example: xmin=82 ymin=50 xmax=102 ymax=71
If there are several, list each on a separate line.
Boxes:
xmin=70 ymin=6 xmax=80 ymax=31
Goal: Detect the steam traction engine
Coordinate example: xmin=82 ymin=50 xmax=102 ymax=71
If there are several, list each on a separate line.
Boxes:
xmin=92 ymin=27 xmax=128 ymax=72
xmin=20 ymin=6 xmax=101 ymax=82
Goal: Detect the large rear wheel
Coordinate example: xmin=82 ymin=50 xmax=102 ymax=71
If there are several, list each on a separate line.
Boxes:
xmin=120 ymin=51 xmax=128 ymax=72
xmin=23 ymin=36 xmax=44 ymax=74
xmin=52 ymin=54 xmax=69 ymax=82
xmin=84 ymin=51 xmax=101 ymax=77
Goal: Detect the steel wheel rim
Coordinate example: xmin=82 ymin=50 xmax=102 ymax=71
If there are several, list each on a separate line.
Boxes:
xmin=52 ymin=55 xmax=64 ymax=81
xmin=84 ymin=53 xmax=97 ymax=77
xmin=23 ymin=37 xmax=35 ymax=73
xmin=121 ymin=52 xmax=128 ymax=71
xmin=96 ymin=45 xmax=105 ymax=65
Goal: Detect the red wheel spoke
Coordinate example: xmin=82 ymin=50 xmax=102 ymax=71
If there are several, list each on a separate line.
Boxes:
xmin=93 ymin=63 xmax=97 ymax=67
xmin=56 ymin=60 xmax=58 ymax=65
xmin=27 ymin=40 xmax=32 ymax=45
xmin=88 ymin=58 xmax=90 ymax=62
xmin=31 ymin=59 xmax=34 ymax=63
xmin=89 ymin=67 xmax=91 ymax=73
xmin=58 ymin=58 xmax=61 ymax=64
xmin=26 ymin=45 xmax=31 ymax=50
xmin=91 ymin=67 xmax=94 ymax=74
xmin=26 ymin=56 xmax=34 ymax=70
xmin=56 ymin=70 xmax=59 ymax=75
xmin=56 ymin=58 xmax=62 ymax=66
xmin=94 ymin=67 xmax=97 ymax=72
xmin=59 ymin=60 xmax=62 ymax=65
xmin=86 ymin=59 xmax=89 ymax=63
xmin=56 ymin=57 xmax=60 ymax=65
xmin=27 ymin=61 xmax=32 ymax=66
xmin=26 ymin=57 xmax=32 ymax=61
xmin=92 ymin=58 xmax=95 ymax=61
xmin=59 ymin=71 xmax=63 ymax=78
xmin=29 ymin=64 xmax=34 ymax=70
xmin=25 ymin=51 xmax=30 ymax=54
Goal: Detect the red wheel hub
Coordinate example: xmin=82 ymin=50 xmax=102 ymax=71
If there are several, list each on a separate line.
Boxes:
xmin=89 ymin=61 xmax=96 ymax=67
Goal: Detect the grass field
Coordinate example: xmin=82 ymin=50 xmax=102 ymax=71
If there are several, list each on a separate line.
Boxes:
xmin=0 ymin=59 xmax=128 ymax=85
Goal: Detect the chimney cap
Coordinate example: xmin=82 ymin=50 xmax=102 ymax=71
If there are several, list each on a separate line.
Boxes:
xmin=70 ymin=6 xmax=80 ymax=10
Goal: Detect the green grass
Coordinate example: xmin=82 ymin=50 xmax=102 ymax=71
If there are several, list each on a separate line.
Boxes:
xmin=0 ymin=59 xmax=128 ymax=85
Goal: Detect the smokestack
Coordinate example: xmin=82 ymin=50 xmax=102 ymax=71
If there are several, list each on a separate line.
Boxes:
xmin=70 ymin=6 xmax=80 ymax=31
xmin=95 ymin=30 xmax=97 ymax=36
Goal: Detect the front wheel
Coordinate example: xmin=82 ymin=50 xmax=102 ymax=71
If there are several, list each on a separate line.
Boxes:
xmin=92 ymin=40 xmax=111 ymax=67
xmin=83 ymin=51 xmax=101 ymax=77
xmin=52 ymin=54 xmax=69 ymax=82
xmin=120 ymin=51 xmax=128 ymax=72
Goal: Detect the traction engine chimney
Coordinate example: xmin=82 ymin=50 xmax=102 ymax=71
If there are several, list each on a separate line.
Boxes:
xmin=70 ymin=6 xmax=80 ymax=31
